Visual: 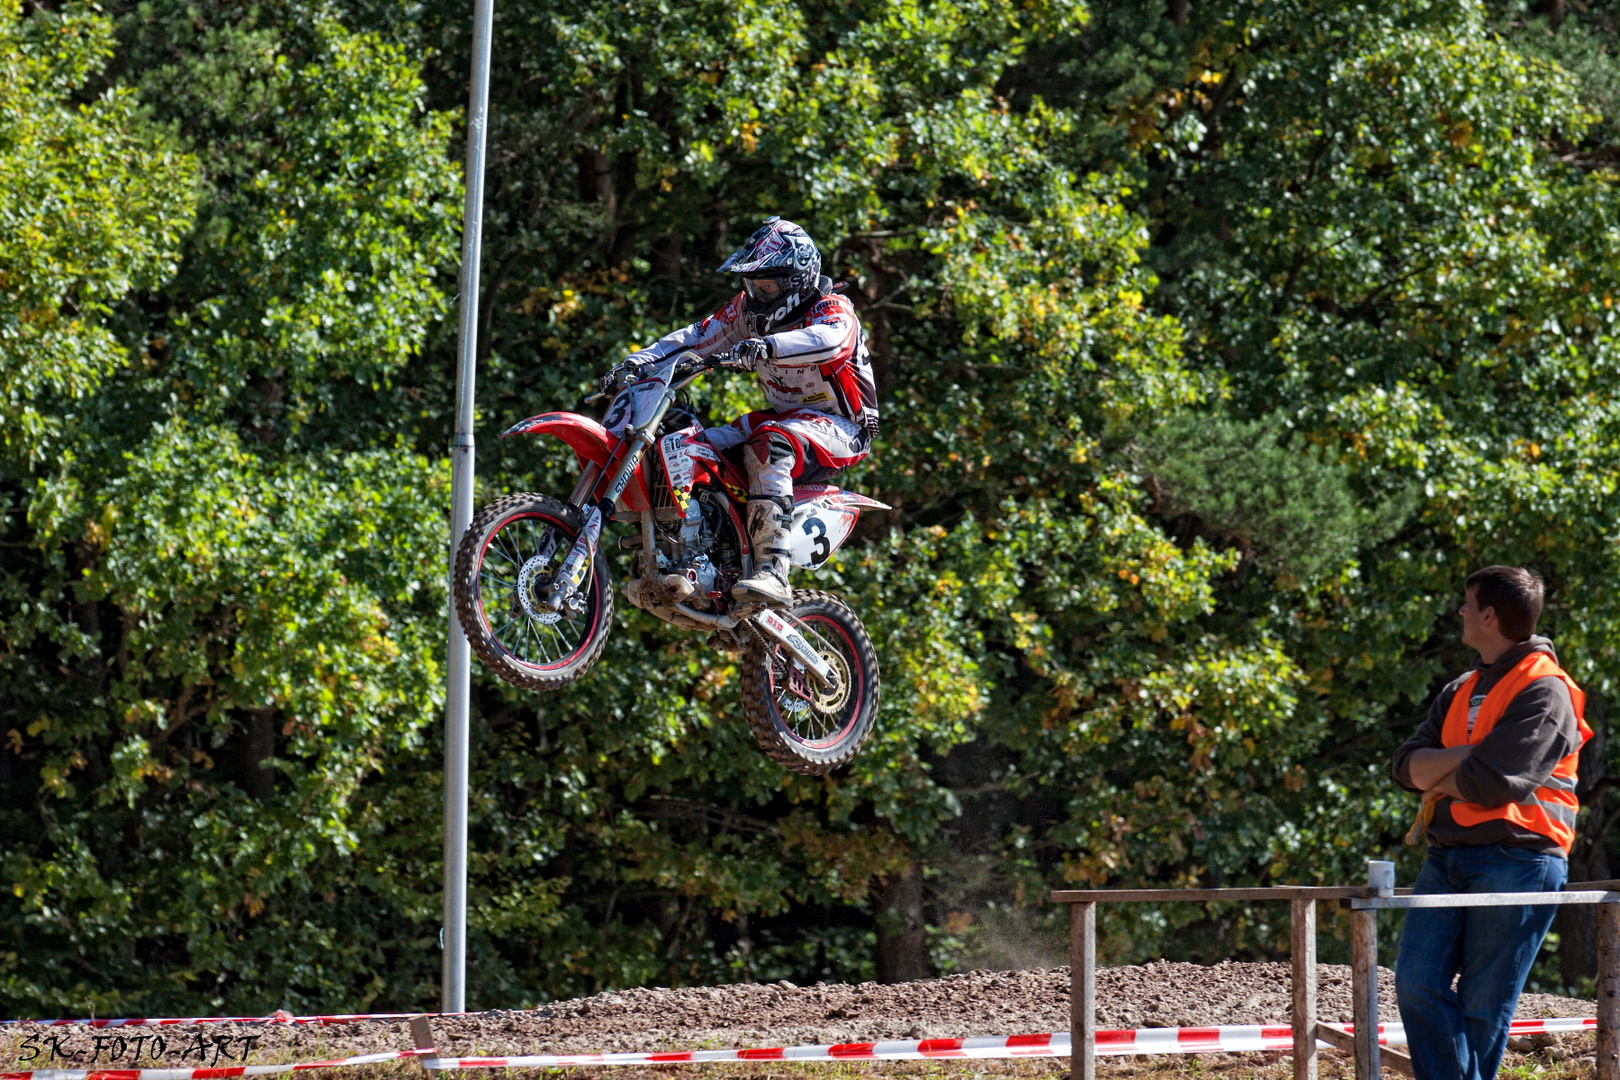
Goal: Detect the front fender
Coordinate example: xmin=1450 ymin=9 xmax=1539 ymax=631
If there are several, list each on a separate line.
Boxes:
xmin=503 ymin=412 xmax=613 ymax=468
xmin=502 ymin=411 xmax=651 ymax=512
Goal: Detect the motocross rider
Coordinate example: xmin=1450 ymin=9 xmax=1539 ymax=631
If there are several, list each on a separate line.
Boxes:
xmin=615 ymin=217 xmax=879 ymax=607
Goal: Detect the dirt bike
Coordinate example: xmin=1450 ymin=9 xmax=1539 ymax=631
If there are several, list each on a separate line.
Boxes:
xmin=451 ymin=349 xmax=885 ymax=774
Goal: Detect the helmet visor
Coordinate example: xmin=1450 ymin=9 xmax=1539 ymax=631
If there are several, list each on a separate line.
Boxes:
xmin=742 ymin=276 xmax=786 ymax=302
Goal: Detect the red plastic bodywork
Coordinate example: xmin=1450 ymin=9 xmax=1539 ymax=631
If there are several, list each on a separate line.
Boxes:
xmin=503 ymin=412 xmax=889 ymax=557
xmin=503 ymin=411 xmax=652 ymax=512
xmin=692 ymin=456 xmax=749 ymax=499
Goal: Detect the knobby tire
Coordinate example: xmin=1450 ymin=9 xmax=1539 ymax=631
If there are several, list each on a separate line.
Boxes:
xmin=453 ymin=493 xmax=614 ymax=692
xmin=740 ymin=589 xmax=879 ymax=774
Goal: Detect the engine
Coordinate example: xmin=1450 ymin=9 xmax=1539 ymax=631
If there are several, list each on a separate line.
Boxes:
xmin=667 ymin=493 xmax=736 ymax=611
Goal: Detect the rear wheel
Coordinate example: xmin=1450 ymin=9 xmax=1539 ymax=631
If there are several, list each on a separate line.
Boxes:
xmin=740 ymin=590 xmax=878 ymax=774
xmin=453 ymin=493 xmax=613 ymax=691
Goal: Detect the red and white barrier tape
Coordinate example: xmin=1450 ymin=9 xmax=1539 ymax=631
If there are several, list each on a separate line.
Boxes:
xmin=418 ymin=1017 xmax=1600 ymax=1068
xmin=1505 ymin=1017 xmax=1599 ymax=1035
xmin=0 ymin=1048 xmax=431 ymax=1080
xmin=4 ymin=1014 xmax=433 ymax=1030
xmin=1 ymin=1016 xmax=1595 ymax=1076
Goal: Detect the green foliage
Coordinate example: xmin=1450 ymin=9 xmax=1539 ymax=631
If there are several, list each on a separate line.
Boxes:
xmin=169 ymin=23 xmax=459 ymax=413
xmin=1130 ymin=413 xmax=1413 ymax=586
xmin=3 ymin=0 xmax=1618 ymax=1013
xmin=9 ymin=422 xmax=448 ymax=1013
xmin=1 ymin=0 xmax=458 ymax=1013
xmin=0 ymin=0 xmax=198 ymax=466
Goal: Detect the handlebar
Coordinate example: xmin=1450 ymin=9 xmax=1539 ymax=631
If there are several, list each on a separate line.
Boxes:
xmin=681 ymin=349 xmax=748 ymax=373
xmin=595 ymin=350 xmax=747 ymax=400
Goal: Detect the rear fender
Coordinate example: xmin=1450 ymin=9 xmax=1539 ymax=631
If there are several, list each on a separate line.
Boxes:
xmin=503 ymin=411 xmax=652 ymax=512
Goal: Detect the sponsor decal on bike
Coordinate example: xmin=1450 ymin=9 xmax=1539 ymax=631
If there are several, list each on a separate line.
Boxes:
xmin=754 ymin=609 xmax=835 ymax=683
xmin=659 ymin=428 xmax=699 ymax=493
xmin=604 ymin=446 xmax=644 ymax=505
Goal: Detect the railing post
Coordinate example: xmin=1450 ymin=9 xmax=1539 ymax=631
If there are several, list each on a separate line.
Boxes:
xmin=1600 ymin=900 xmax=1619 ymax=1080
xmin=1291 ymin=897 xmax=1317 ymax=1080
xmin=1070 ymin=901 xmax=1095 ymax=1080
xmin=1350 ymin=905 xmax=1380 ymax=1080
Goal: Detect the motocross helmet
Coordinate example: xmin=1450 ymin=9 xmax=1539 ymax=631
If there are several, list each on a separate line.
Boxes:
xmin=717 ymin=216 xmax=822 ymax=332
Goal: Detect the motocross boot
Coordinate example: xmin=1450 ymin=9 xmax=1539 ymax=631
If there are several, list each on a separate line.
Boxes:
xmin=732 ymin=497 xmax=795 ymax=607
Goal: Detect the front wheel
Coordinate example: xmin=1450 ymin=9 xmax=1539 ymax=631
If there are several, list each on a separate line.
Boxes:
xmin=453 ymin=493 xmax=614 ymax=691
xmin=740 ymin=590 xmax=879 ymax=775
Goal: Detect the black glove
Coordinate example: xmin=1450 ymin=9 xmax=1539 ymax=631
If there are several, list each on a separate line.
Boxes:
xmin=732 ymin=337 xmax=772 ymax=370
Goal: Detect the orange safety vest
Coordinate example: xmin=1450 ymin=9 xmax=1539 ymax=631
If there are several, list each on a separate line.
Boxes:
xmin=1440 ymin=651 xmax=1593 ymax=854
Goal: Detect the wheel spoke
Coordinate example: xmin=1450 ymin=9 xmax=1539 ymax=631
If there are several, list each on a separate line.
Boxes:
xmin=471 ymin=508 xmax=603 ymax=674
xmin=485 ymin=544 xmax=522 ymax=568
xmin=516 ymin=520 xmax=539 ymax=565
xmin=492 ymin=524 xmax=523 ymax=561
xmin=481 ymin=573 xmax=517 ymax=594
xmin=519 ymin=619 xmax=539 ymax=663
xmin=497 ymin=618 xmax=525 ymax=660
xmin=768 ymin=614 xmax=857 ymax=746
xmin=494 ymin=526 xmax=526 ymax=566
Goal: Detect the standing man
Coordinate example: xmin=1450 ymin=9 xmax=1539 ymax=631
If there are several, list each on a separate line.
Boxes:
xmin=1392 ymin=565 xmax=1592 ymax=1080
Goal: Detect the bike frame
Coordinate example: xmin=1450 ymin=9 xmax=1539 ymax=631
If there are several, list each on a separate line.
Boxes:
xmin=502 ymin=353 xmax=734 ymax=595
xmin=497 ymin=352 xmax=843 ymax=687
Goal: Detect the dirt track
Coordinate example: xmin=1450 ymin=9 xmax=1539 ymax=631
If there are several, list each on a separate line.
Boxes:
xmin=1 ymin=963 xmax=1595 ymax=1067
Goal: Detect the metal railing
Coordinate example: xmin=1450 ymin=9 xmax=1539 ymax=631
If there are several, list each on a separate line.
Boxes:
xmin=1052 ymin=872 xmax=1620 ymax=1080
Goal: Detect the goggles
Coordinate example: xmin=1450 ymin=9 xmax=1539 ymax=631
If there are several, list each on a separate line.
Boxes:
xmin=742 ymin=276 xmax=787 ymax=302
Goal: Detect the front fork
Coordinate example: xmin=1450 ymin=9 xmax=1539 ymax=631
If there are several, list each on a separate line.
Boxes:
xmin=545 ymin=418 xmax=660 ymax=612
xmin=544 ymin=503 xmax=603 ymax=613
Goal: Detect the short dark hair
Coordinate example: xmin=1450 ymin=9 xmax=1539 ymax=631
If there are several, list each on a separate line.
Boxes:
xmin=1465 ymin=565 xmax=1544 ymax=641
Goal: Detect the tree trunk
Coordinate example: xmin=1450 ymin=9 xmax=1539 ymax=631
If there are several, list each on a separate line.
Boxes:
xmin=876 ymin=862 xmax=928 ymax=983
xmin=245 ymin=709 xmax=276 ymax=802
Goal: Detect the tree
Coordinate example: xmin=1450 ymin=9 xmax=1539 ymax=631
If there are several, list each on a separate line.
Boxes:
xmin=2 ymin=3 xmax=460 ymax=1013
xmin=6 ymin=0 xmax=1620 ymax=1013
xmin=0 ymin=0 xmax=196 ymax=467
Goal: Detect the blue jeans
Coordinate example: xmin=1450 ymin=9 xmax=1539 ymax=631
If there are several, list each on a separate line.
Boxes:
xmin=1395 ymin=844 xmax=1566 ymax=1080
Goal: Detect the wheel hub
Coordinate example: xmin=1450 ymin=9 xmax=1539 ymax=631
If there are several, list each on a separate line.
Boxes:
xmin=516 ymin=555 xmax=562 ymax=624
xmin=806 ymin=649 xmax=850 ymax=714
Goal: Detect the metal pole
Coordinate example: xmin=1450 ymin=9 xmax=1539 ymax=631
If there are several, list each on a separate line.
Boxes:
xmin=442 ymin=0 xmax=495 ymax=1016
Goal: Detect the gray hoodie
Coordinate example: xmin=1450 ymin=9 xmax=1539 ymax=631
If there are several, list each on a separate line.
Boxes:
xmin=1391 ymin=636 xmax=1583 ymax=854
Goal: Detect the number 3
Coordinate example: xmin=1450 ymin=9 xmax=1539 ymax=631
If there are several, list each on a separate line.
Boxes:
xmin=803 ymin=517 xmax=831 ymax=563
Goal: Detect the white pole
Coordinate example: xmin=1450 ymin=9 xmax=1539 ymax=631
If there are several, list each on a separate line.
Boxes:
xmin=443 ymin=0 xmax=495 ymax=1016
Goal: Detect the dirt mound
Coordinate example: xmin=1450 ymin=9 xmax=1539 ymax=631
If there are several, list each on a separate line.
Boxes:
xmin=0 ymin=963 xmax=1594 ymax=1068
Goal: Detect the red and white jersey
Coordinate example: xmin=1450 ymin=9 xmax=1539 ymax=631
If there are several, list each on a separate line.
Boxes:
xmin=627 ymin=291 xmax=880 ymax=435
